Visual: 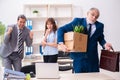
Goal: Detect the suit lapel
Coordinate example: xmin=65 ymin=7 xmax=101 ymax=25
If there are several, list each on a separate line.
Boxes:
xmin=14 ymin=25 xmax=18 ymax=41
xmin=81 ymin=18 xmax=88 ymax=34
xmin=90 ymin=22 xmax=98 ymax=38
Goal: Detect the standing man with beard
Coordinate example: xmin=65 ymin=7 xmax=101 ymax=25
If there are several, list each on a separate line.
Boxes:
xmin=57 ymin=8 xmax=112 ymax=73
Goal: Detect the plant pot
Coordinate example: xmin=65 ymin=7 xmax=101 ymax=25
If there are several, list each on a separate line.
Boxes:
xmin=33 ymin=13 xmax=38 ymax=17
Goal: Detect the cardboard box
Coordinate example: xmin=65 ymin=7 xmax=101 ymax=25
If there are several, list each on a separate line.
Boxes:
xmin=64 ymin=32 xmax=88 ymax=52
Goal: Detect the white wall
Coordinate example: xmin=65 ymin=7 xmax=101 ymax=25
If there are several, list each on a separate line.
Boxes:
xmin=0 ymin=0 xmax=120 ymax=51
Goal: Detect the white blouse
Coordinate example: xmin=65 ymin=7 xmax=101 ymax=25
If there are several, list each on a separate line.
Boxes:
xmin=43 ymin=31 xmax=58 ymax=55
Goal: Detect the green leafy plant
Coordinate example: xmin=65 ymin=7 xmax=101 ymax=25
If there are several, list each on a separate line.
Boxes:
xmin=0 ymin=21 xmax=6 ymax=45
xmin=73 ymin=25 xmax=84 ymax=33
xmin=33 ymin=10 xmax=39 ymax=13
xmin=0 ymin=21 xmax=6 ymax=36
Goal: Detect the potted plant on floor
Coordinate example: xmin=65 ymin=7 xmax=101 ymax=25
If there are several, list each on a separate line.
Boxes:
xmin=32 ymin=10 xmax=39 ymax=17
xmin=0 ymin=21 xmax=6 ymax=45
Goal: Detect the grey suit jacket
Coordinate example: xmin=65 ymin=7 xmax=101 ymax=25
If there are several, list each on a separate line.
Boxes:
xmin=0 ymin=24 xmax=33 ymax=59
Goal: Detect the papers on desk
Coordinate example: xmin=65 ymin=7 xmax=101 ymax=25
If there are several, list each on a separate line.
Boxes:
xmin=7 ymin=74 xmax=26 ymax=80
xmin=4 ymin=68 xmax=25 ymax=76
xmin=4 ymin=68 xmax=26 ymax=80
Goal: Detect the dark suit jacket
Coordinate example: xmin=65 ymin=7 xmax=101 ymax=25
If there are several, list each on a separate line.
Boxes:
xmin=0 ymin=24 xmax=32 ymax=59
xmin=57 ymin=18 xmax=106 ymax=72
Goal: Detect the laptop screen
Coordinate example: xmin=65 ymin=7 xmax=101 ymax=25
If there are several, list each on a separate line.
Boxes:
xmin=35 ymin=62 xmax=60 ymax=79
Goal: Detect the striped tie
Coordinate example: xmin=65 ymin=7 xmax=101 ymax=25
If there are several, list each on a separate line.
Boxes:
xmin=18 ymin=29 xmax=23 ymax=55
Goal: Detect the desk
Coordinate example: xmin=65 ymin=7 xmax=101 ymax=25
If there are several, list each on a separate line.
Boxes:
xmin=31 ymin=73 xmax=114 ymax=80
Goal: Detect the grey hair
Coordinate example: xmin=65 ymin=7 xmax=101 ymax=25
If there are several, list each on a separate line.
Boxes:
xmin=89 ymin=7 xmax=100 ymax=17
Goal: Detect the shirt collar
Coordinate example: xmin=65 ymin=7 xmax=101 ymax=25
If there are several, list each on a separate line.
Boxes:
xmin=17 ymin=25 xmax=24 ymax=30
xmin=86 ymin=18 xmax=95 ymax=25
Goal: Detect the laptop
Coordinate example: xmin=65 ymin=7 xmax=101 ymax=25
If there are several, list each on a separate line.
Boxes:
xmin=35 ymin=62 xmax=60 ymax=79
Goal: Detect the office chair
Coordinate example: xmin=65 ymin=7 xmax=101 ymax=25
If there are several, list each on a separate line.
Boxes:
xmin=58 ymin=51 xmax=73 ymax=72
xmin=20 ymin=64 xmax=35 ymax=77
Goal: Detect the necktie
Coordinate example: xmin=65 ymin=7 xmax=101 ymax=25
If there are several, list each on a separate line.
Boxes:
xmin=18 ymin=29 xmax=23 ymax=55
xmin=88 ymin=24 xmax=92 ymax=38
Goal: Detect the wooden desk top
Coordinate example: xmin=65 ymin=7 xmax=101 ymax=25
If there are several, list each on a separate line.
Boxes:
xmin=31 ymin=73 xmax=114 ymax=80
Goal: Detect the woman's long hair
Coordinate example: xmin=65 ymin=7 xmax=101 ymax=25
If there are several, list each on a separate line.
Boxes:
xmin=44 ymin=18 xmax=57 ymax=35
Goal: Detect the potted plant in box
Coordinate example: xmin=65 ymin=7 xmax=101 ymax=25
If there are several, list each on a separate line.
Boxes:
xmin=73 ymin=25 xmax=84 ymax=33
xmin=64 ymin=25 xmax=87 ymax=52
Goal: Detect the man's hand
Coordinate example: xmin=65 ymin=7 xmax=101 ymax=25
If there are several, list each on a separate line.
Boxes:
xmin=29 ymin=31 xmax=33 ymax=39
xmin=7 ymin=27 xmax=13 ymax=35
xmin=104 ymin=43 xmax=112 ymax=51
xmin=58 ymin=43 xmax=70 ymax=52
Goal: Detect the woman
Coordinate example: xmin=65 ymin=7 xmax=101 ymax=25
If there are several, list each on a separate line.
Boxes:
xmin=41 ymin=18 xmax=58 ymax=63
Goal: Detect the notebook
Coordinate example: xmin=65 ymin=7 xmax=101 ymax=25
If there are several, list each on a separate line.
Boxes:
xmin=35 ymin=62 xmax=60 ymax=79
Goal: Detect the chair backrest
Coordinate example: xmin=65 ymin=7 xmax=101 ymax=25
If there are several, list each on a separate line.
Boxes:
xmin=58 ymin=51 xmax=73 ymax=72
xmin=58 ymin=51 xmax=70 ymax=59
xmin=20 ymin=65 xmax=35 ymax=74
